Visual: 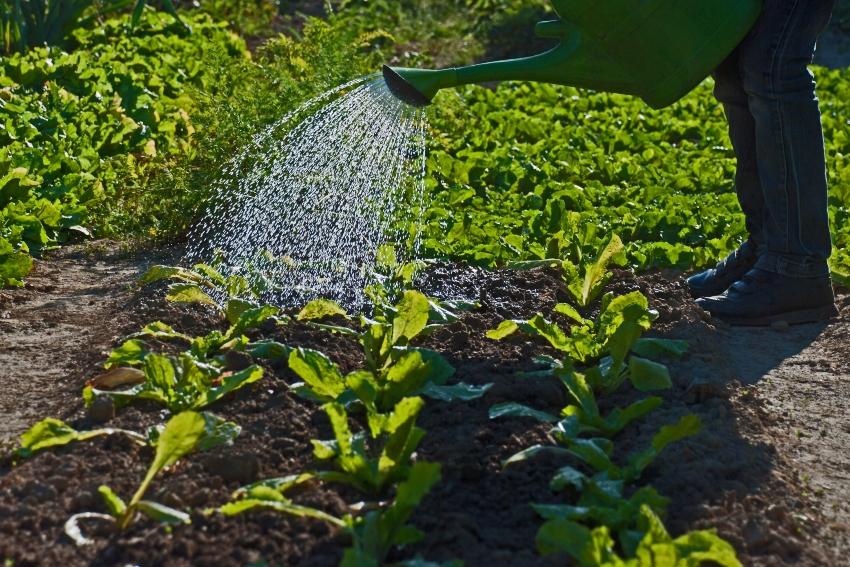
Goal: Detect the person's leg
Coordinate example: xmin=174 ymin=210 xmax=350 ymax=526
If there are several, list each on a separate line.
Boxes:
xmin=714 ymin=49 xmax=766 ymax=251
xmin=738 ymin=0 xmax=835 ymax=277
xmin=696 ymin=0 xmax=838 ymax=324
xmin=686 ymin=50 xmax=760 ymax=298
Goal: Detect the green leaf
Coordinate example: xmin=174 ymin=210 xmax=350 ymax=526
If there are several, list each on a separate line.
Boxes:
xmin=17 ymin=418 xmax=144 ymax=457
xmin=488 ymin=402 xmax=558 ymax=423
xmin=549 ymin=465 xmax=588 ymax=492
xmin=421 ymin=382 xmax=492 ymax=402
xmin=601 ymin=396 xmax=663 ymax=435
xmin=486 ymin=320 xmax=519 ymax=340
xmin=288 ymin=348 xmax=346 ymax=402
xmin=625 ymin=415 xmax=702 ymax=480
xmin=197 ymin=413 xmax=241 ymax=451
xmin=392 ymin=290 xmax=431 ymax=344
xmin=536 ymin=519 xmax=619 ymax=565
xmin=558 ymin=368 xmax=599 ymax=419
xmin=503 ymin=445 xmax=573 ymax=467
xmin=631 ymin=338 xmax=689 ymax=359
xmin=297 ymin=299 xmax=348 ymax=321
xmin=148 ymin=411 xmax=208 ymax=475
xmin=166 ymin=284 xmax=218 ymax=307
xmin=0 ymin=252 xmax=33 ymax=286
xmin=553 ymin=302 xmax=587 ymax=324
xmin=104 ymin=339 xmax=148 ymax=369
xmin=197 ymin=365 xmax=264 ymax=408
xmin=225 ymin=299 xmax=257 ymax=325
xmin=628 ymin=356 xmax=673 ymax=391
xmin=247 ymin=340 xmax=292 ymax=360
xmin=230 ymin=304 xmax=279 ymax=335
xmin=143 ymin=354 xmax=176 ymax=398
xmin=140 ymin=265 xmax=203 ymax=286
xmin=98 ymin=485 xmax=127 ymax=518
xmin=136 ymin=500 xmax=191 ymax=525
xmin=577 ymin=234 xmax=625 ymax=307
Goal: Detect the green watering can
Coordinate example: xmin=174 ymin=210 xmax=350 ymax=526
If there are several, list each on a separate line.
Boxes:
xmin=384 ymin=0 xmax=762 ymax=109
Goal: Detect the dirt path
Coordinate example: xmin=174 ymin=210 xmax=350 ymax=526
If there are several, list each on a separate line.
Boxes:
xmin=0 ymin=244 xmax=163 ymax=444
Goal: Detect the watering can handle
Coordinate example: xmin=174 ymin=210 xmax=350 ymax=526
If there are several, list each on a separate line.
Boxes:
xmin=535 ymin=20 xmax=570 ymax=39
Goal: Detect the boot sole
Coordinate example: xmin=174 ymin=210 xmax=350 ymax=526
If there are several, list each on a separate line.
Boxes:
xmin=713 ymin=304 xmax=840 ymax=327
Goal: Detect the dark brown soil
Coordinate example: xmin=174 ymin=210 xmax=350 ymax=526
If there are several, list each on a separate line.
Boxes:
xmin=1 ymin=249 xmax=848 ymax=566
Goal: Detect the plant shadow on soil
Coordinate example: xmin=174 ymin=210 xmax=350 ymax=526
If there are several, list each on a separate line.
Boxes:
xmin=0 ymin=257 xmax=844 ymax=566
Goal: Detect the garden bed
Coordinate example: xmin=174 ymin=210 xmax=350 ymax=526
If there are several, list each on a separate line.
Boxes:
xmin=1 ymin=251 xmax=848 ymax=566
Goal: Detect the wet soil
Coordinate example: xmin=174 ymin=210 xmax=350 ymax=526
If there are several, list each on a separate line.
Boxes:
xmin=1 ymin=250 xmax=848 ymax=566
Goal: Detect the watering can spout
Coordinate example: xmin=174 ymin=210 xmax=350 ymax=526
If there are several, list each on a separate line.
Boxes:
xmin=382 ymin=0 xmax=762 ymax=109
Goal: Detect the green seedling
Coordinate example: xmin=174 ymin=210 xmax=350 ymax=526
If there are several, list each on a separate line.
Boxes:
xmin=15 ymin=418 xmax=147 ymax=458
xmin=213 ymin=462 xmax=450 ymax=567
xmin=311 ymin=398 xmax=426 ymax=495
xmin=505 ymin=414 xmax=702 ymax=483
xmin=536 ymin=505 xmax=741 ymax=567
xmin=488 ymin=291 xmax=685 ymax=393
xmin=562 ymin=234 xmax=627 ymax=308
xmin=213 ymin=473 xmax=346 ymax=527
xmin=341 ymin=461 xmax=445 ymax=567
xmin=65 ymin=411 xmax=240 ymax=544
xmin=140 ymin=260 xmax=273 ymax=308
xmin=490 ymin=364 xmax=664 ymax=439
xmin=85 ymin=352 xmax=264 ymax=412
xmin=292 ymin=290 xmax=488 ymax=413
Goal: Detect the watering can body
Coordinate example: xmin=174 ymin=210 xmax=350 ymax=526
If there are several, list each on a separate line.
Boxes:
xmin=385 ymin=0 xmax=763 ymax=109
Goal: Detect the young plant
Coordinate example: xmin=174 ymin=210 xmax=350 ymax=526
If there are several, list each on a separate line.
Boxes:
xmin=213 ymin=473 xmax=346 ymax=527
xmin=213 ymin=462 xmax=450 ymax=567
xmin=341 ymin=461 xmax=445 ymax=567
xmin=536 ymin=504 xmax=741 ymax=567
xmin=505 ymin=414 xmax=703 ymax=484
xmin=15 ymin=418 xmax=146 ymax=458
xmin=311 ymin=397 xmax=426 ymax=496
xmin=490 ymin=364 xmax=664 ymax=440
xmin=65 ymin=411 xmax=240 ymax=544
xmin=85 ymin=352 xmax=264 ymax=412
xmin=291 ymin=290 xmax=488 ymax=413
xmin=140 ymin=260 xmax=266 ymax=308
xmin=487 ymin=291 xmax=685 ymax=394
xmin=562 ymin=234 xmax=627 ymax=308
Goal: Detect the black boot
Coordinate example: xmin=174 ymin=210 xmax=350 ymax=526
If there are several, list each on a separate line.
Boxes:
xmin=695 ymin=268 xmax=838 ymax=326
xmin=687 ymin=241 xmax=758 ymax=299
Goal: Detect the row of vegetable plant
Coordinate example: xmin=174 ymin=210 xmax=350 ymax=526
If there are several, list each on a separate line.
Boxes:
xmin=9 ymin=260 xmax=489 ymax=565
xmin=486 ymin=236 xmax=741 ymax=565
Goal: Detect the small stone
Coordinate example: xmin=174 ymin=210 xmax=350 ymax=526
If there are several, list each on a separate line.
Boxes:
xmin=771 ymin=320 xmax=790 ymax=332
xmin=86 ymin=396 xmax=115 ymax=423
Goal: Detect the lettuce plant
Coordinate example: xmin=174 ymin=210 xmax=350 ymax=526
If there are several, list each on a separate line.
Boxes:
xmin=536 ymin=505 xmax=741 ymax=567
xmin=85 ymin=352 xmax=264 ymax=412
xmin=15 ymin=418 xmax=146 ymax=458
xmin=291 ymin=291 xmax=488 ymax=414
xmin=312 ymin=398 xmax=426 ymax=495
xmin=65 ymin=411 xmax=240 ymax=544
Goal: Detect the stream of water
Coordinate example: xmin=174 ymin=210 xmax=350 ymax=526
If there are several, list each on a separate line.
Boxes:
xmin=186 ymin=75 xmax=428 ymax=308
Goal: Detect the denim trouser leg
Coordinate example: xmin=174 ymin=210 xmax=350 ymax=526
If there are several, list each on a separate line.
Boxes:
xmin=712 ymin=0 xmax=835 ymax=278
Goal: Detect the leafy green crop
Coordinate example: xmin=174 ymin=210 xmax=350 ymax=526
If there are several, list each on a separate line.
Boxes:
xmin=536 ymin=505 xmax=741 ymax=567
xmin=294 ymin=291 xmax=487 ymax=413
xmin=422 ymin=72 xmax=850 ymax=281
xmin=0 ymin=11 xmax=246 ymax=287
xmin=85 ymin=352 xmax=264 ymax=412
xmin=15 ymin=417 xmax=146 ymax=458
xmin=64 ymin=411 xmax=239 ymax=543
xmin=312 ymin=398 xmax=426 ymax=495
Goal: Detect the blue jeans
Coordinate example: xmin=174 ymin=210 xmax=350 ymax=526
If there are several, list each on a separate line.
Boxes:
xmin=713 ymin=0 xmax=835 ymax=278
